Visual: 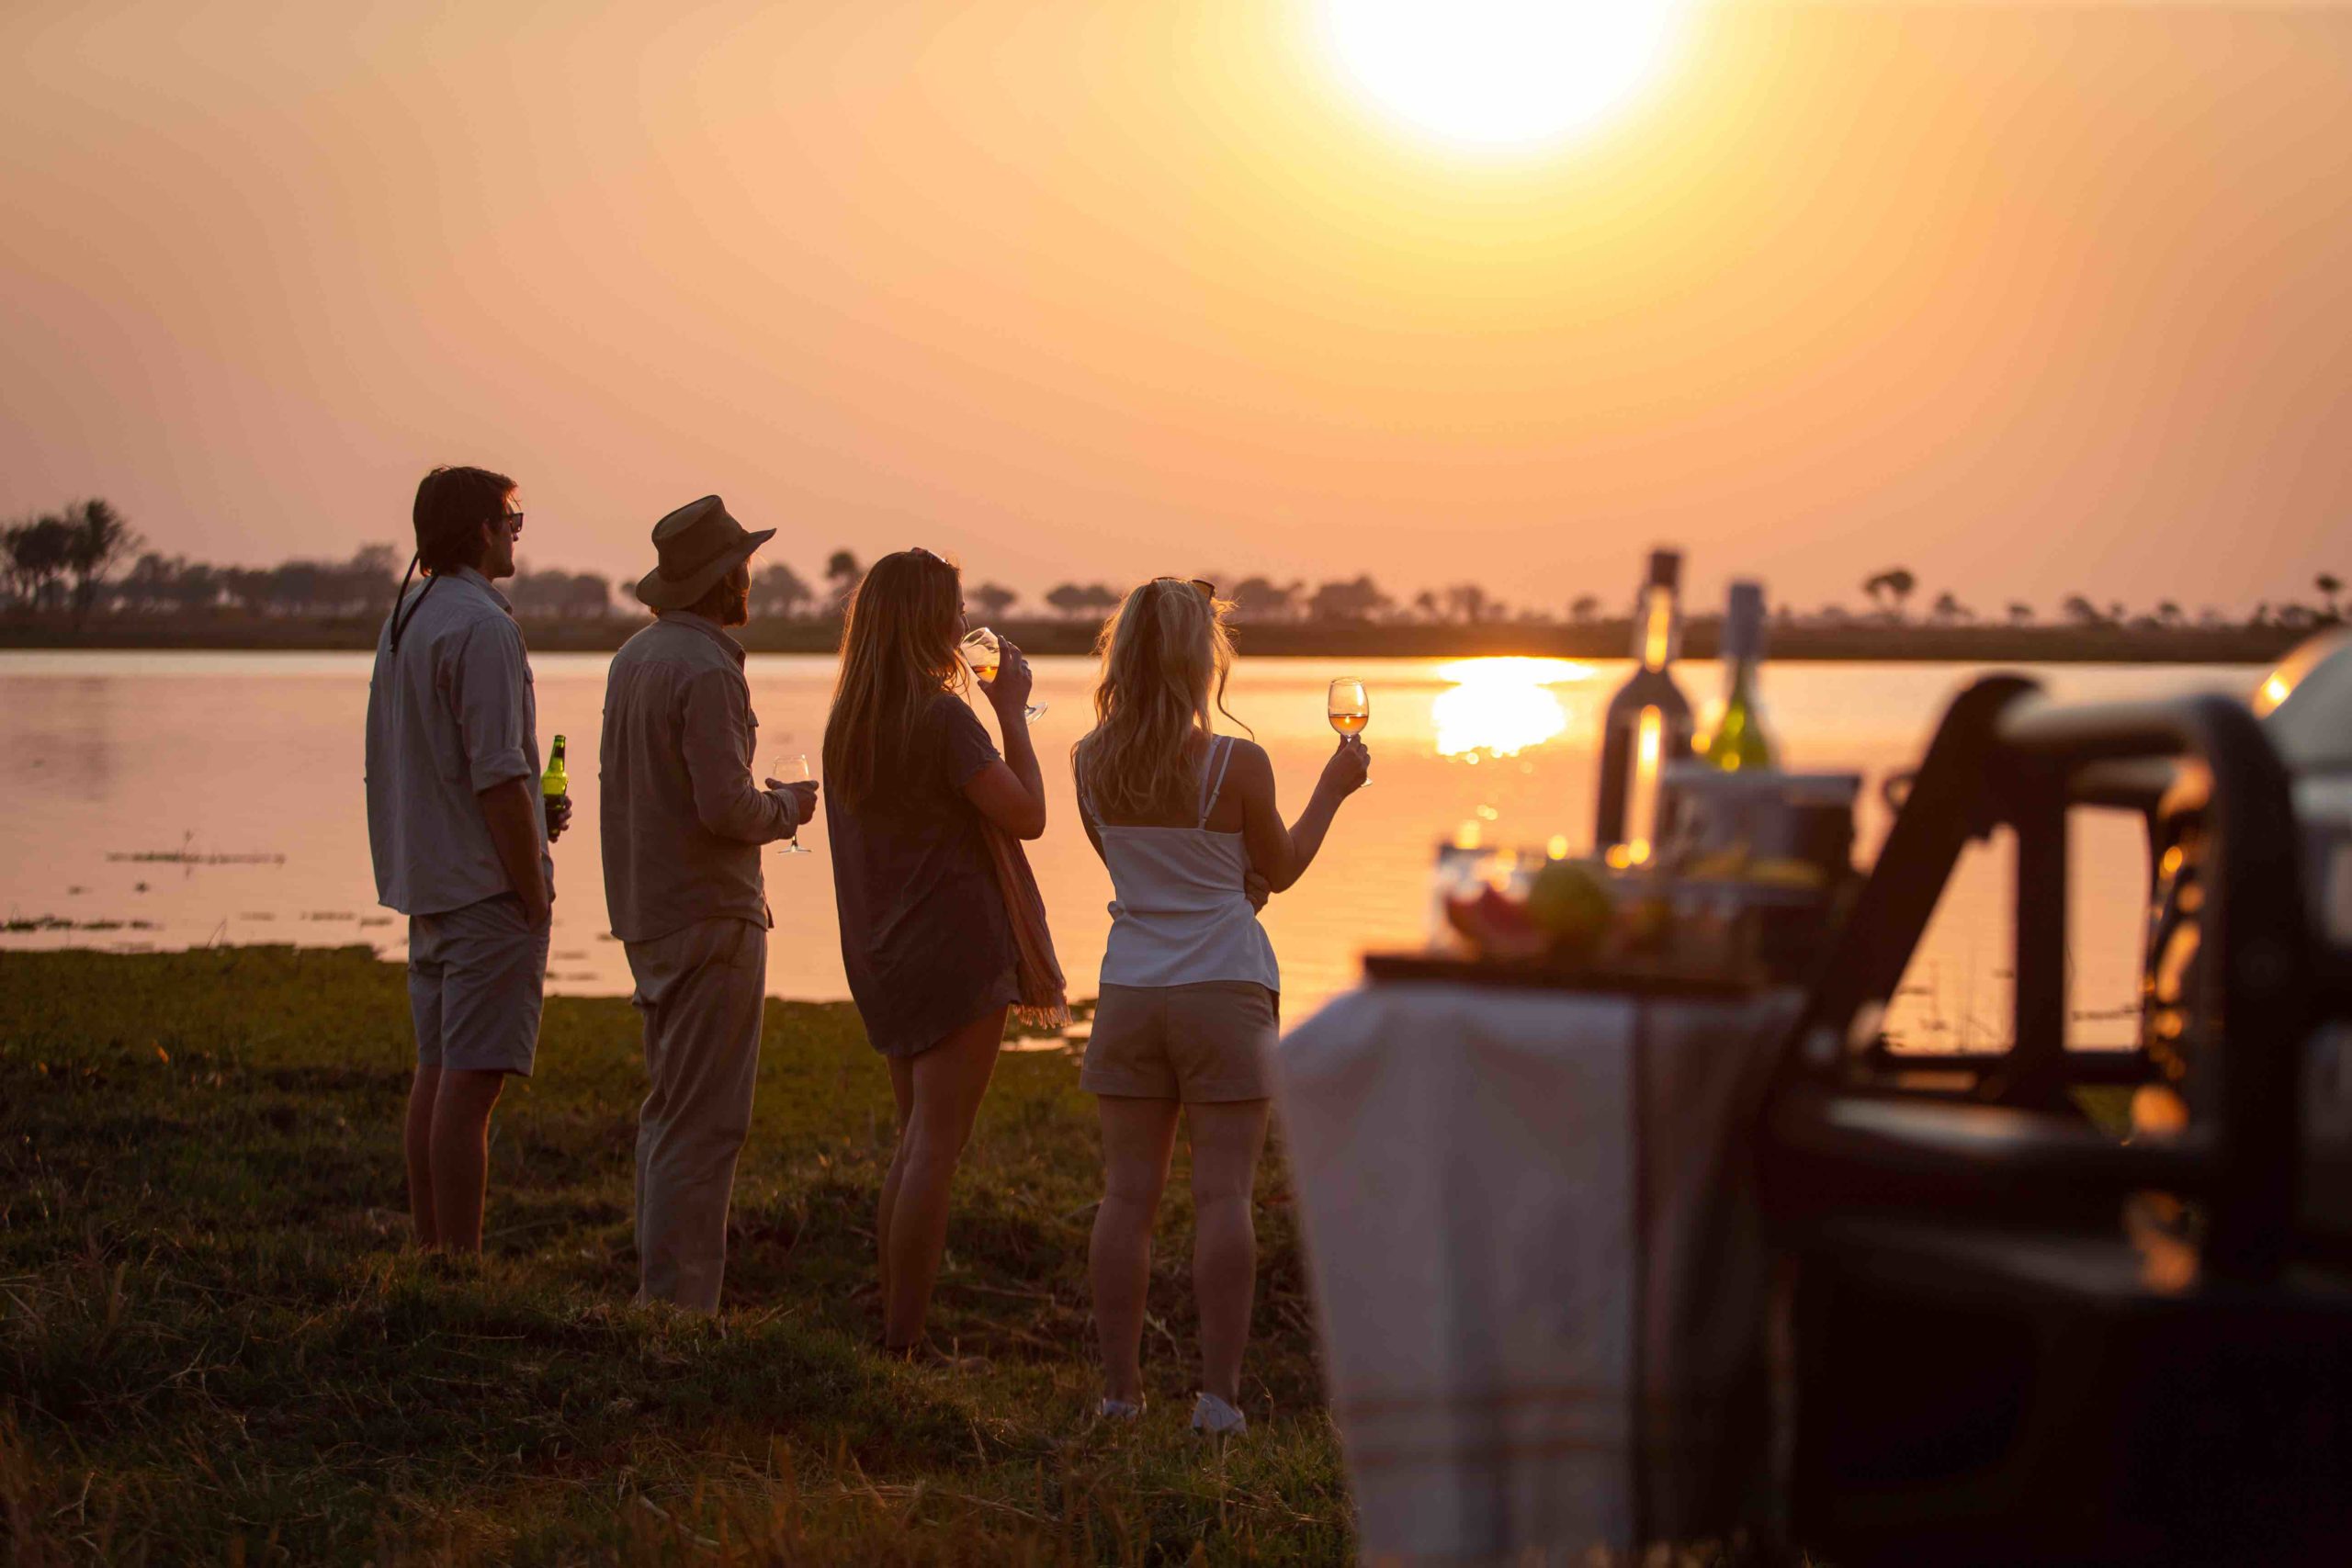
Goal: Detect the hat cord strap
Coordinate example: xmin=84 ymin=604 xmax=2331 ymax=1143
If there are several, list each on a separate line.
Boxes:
xmin=386 ymin=552 xmax=435 ymax=657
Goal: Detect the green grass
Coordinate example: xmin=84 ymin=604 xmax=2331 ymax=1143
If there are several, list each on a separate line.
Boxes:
xmin=0 ymin=948 xmax=1348 ymax=1564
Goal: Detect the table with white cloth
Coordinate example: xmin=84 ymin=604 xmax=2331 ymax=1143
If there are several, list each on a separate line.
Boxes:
xmin=1273 ymin=975 xmax=1803 ymax=1563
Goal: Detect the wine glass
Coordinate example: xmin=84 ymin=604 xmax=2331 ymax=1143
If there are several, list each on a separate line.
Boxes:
xmin=960 ymin=626 xmax=1046 ymax=721
xmin=769 ymin=753 xmax=813 ymax=855
xmin=1329 ymin=677 xmax=1371 ymax=787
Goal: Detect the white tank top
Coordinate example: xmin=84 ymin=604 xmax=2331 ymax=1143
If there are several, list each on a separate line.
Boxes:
xmin=1082 ymin=735 xmax=1281 ymax=992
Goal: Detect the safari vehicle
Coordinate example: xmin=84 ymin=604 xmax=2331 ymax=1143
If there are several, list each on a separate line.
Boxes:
xmin=1763 ymin=632 xmax=2352 ymax=1566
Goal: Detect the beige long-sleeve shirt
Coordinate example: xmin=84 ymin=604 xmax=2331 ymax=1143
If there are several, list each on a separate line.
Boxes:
xmin=598 ymin=612 xmax=791 ymax=942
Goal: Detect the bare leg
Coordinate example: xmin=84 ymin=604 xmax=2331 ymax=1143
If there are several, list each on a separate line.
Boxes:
xmin=1090 ymin=1096 xmax=1181 ymax=1406
xmin=404 ymin=1065 xmax=443 ymax=1248
xmin=881 ymin=1007 xmax=1007 ymax=1350
xmin=876 ymin=1056 xmax=915 ymax=1312
xmin=1186 ymin=1100 xmax=1271 ymax=1405
xmin=428 ymin=1067 xmax=507 ymax=1255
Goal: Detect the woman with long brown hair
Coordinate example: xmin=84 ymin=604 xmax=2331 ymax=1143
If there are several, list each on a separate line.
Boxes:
xmin=823 ymin=547 xmax=1054 ymax=1357
xmin=1072 ymin=578 xmax=1368 ymax=1431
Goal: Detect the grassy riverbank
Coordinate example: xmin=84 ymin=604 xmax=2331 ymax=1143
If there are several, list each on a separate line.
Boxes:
xmin=0 ymin=610 xmax=2308 ymax=665
xmin=0 ymin=948 xmax=1346 ymax=1563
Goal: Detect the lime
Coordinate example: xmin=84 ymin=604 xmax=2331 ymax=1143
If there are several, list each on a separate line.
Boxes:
xmin=1527 ymin=860 xmax=1613 ymax=955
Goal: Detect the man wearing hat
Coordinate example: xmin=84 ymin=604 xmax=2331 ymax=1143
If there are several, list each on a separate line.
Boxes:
xmin=601 ymin=494 xmax=819 ymax=1311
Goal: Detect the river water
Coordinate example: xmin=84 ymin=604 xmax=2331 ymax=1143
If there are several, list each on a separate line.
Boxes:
xmin=0 ymin=651 xmax=2265 ymax=1045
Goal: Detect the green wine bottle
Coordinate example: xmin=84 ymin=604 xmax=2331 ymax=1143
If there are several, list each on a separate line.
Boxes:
xmin=1702 ymin=582 xmax=1776 ymax=772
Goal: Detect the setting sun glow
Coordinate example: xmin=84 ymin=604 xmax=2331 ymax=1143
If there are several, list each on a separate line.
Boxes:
xmin=1431 ymin=658 xmax=1591 ymax=759
xmin=1317 ymin=0 xmax=1692 ymax=153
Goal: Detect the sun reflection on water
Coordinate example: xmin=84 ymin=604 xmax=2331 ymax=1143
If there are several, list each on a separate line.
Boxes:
xmin=1430 ymin=658 xmax=1593 ymax=759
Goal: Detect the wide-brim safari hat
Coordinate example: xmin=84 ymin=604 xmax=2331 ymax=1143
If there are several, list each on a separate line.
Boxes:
xmin=635 ymin=495 xmax=775 ymax=610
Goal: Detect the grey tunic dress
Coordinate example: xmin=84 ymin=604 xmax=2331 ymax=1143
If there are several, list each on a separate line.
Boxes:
xmin=826 ymin=694 xmax=1020 ymax=1057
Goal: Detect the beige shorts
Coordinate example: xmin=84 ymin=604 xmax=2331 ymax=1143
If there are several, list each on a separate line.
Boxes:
xmin=406 ymin=893 xmax=549 ymax=1077
xmin=1080 ymin=981 xmax=1278 ymax=1103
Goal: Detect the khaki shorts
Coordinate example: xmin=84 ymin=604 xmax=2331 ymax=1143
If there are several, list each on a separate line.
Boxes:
xmin=407 ymin=893 xmax=549 ymax=1077
xmin=1080 ymin=981 xmax=1278 ymax=1102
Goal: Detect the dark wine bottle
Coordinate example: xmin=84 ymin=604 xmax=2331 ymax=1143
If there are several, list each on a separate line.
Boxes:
xmin=1594 ymin=549 xmax=1696 ymax=863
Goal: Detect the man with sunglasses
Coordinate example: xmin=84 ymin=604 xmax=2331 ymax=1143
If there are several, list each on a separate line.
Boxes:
xmin=366 ymin=465 xmax=569 ymax=1257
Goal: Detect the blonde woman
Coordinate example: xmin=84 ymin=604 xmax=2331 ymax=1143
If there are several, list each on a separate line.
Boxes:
xmin=823 ymin=548 xmax=1050 ymax=1357
xmin=1073 ymin=578 xmax=1369 ymax=1431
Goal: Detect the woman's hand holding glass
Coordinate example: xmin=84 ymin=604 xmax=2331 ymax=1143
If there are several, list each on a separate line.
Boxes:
xmin=1319 ymin=734 xmax=1372 ymax=798
xmin=963 ymin=627 xmax=1045 ymax=722
xmin=1325 ymin=677 xmax=1371 ymax=794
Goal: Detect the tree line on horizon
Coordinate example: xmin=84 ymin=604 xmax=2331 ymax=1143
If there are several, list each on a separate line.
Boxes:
xmin=5 ymin=500 xmax=2344 ymax=635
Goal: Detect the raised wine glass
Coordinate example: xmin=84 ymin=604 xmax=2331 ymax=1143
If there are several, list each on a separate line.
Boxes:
xmin=1329 ymin=676 xmax=1371 ymax=787
xmin=960 ymin=626 xmax=1046 ymax=721
xmin=769 ymin=753 xmax=813 ymax=855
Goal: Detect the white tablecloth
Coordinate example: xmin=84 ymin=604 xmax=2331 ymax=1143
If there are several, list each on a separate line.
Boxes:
xmin=1274 ymin=980 xmax=1800 ymax=1563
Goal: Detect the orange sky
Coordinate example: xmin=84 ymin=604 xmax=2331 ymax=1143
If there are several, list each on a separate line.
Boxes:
xmin=3 ymin=1 xmax=2346 ymax=617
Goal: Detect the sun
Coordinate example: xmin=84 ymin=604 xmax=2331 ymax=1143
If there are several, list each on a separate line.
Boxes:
xmin=1317 ymin=0 xmax=1693 ymax=154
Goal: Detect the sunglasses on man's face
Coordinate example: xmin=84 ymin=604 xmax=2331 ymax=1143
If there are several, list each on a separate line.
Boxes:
xmin=1159 ymin=577 xmax=1216 ymax=600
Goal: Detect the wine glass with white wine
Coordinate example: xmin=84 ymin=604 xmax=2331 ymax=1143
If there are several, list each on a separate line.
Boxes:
xmin=1328 ymin=676 xmax=1370 ymax=788
xmin=769 ymin=753 xmax=813 ymax=855
xmin=960 ymin=626 xmax=1046 ymax=721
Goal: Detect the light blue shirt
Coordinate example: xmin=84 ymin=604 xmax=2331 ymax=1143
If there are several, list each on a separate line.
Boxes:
xmin=364 ymin=566 xmax=551 ymax=916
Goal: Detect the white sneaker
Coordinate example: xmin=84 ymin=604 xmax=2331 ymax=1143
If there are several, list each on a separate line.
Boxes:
xmin=1191 ymin=1392 xmax=1248 ymax=1436
xmin=1097 ymin=1397 xmax=1143 ymax=1421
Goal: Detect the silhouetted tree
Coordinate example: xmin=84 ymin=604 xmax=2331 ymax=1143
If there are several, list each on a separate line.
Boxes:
xmin=1044 ymin=583 xmax=1118 ymax=619
xmin=967 ymin=581 xmax=1018 ymax=623
xmin=2007 ymin=603 xmax=2035 ymax=626
xmin=350 ymin=546 xmax=402 ymax=615
xmin=1443 ymin=582 xmax=1488 ymax=624
xmin=1928 ymin=591 xmax=1971 ymax=626
xmin=5 ymin=515 xmax=77 ymax=611
xmin=1568 ymin=593 xmax=1601 ymax=625
xmin=511 ymin=566 xmax=612 ymax=618
xmin=1863 ymin=568 xmax=1917 ymax=622
xmin=1411 ymin=589 xmax=1440 ymax=623
xmin=1230 ymin=577 xmax=1298 ymax=621
xmin=825 ymin=549 xmax=862 ymax=612
xmin=750 ymin=562 xmax=813 ymax=620
xmin=113 ymin=555 xmax=222 ymax=615
xmin=61 ymin=500 xmax=140 ymax=624
xmin=2155 ymin=601 xmax=2184 ymax=628
xmin=2061 ymin=594 xmax=2104 ymax=626
xmin=271 ymin=561 xmax=324 ymax=614
xmin=215 ymin=567 xmax=264 ymax=615
xmin=116 ymin=552 xmax=184 ymax=614
xmin=2319 ymin=573 xmax=2343 ymax=619
xmin=1307 ymin=575 xmax=1391 ymax=623
xmin=169 ymin=561 xmax=220 ymax=615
